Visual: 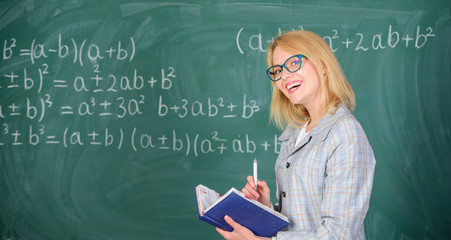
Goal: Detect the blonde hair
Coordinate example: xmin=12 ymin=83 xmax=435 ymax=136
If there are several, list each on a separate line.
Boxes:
xmin=267 ymin=30 xmax=355 ymax=129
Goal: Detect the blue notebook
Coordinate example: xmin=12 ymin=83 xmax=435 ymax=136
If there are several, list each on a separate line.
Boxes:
xmin=195 ymin=184 xmax=289 ymax=237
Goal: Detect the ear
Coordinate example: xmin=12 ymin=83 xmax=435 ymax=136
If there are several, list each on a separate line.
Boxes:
xmin=319 ymin=60 xmax=327 ymax=76
xmin=322 ymin=66 xmax=327 ymax=75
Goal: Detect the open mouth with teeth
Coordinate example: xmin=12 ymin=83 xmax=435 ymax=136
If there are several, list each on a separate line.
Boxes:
xmin=287 ymin=82 xmax=302 ymax=92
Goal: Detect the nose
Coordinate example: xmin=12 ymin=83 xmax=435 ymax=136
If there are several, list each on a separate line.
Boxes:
xmin=280 ymin=68 xmax=292 ymax=81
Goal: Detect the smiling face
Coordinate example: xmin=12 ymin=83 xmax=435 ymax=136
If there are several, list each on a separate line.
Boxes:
xmin=272 ymin=47 xmax=323 ymax=111
xmin=267 ymin=31 xmax=355 ymax=130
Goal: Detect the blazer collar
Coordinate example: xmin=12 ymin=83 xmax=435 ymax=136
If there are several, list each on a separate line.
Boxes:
xmin=279 ymin=102 xmax=351 ymax=143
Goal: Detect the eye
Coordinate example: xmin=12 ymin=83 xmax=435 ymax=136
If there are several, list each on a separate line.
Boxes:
xmin=269 ymin=67 xmax=282 ymax=75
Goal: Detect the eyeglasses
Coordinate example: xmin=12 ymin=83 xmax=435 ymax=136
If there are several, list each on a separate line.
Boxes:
xmin=266 ymin=55 xmax=306 ymax=81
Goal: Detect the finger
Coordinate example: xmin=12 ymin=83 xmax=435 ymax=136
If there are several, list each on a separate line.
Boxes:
xmin=245 ymin=176 xmax=259 ymax=196
xmin=216 ymin=227 xmax=229 ymax=236
xmin=223 ymin=215 xmax=255 ymax=238
xmin=246 ymin=175 xmax=256 ymax=189
xmin=224 ymin=215 xmax=240 ymax=230
xmin=242 ymin=184 xmax=259 ymax=200
xmin=256 ymin=180 xmax=268 ymax=190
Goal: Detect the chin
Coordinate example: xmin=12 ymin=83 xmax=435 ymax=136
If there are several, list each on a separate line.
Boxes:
xmin=288 ymin=98 xmax=304 ymax=105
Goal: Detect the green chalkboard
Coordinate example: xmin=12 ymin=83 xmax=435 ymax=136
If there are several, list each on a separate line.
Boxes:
xmin=1 ymin=0 xmax=450 ymax=239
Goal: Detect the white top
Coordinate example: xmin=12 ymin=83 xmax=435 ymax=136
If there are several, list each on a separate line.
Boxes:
xmin=295 ymin=122 xmax=310 ymax=146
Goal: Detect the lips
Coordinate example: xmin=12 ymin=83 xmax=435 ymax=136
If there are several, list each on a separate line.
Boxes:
xmin=286 ymin=81 xmax=302 ymax=92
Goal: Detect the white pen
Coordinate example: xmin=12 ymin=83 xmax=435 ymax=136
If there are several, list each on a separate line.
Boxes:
xmin=253 ymin=158 xmax=258 ymax=190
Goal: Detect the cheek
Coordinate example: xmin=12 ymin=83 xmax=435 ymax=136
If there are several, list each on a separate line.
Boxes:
xmin=275 ymin=82 xmax=284 ymax=92
xmin=306 ymin=64 xmax=322 ymax=82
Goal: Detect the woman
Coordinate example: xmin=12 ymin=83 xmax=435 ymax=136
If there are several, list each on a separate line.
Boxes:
xmin=217 ymin=30 xmax=376 ymax=239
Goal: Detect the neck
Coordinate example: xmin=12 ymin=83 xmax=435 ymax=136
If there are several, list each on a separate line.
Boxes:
xmin=305 ymin=102 xmax=327 ymax=132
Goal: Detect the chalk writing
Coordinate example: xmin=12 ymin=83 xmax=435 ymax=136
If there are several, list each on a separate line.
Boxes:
xmin=2 ymin=34 xmax=136 ymax=65
xmin=0 ymin=34 xmax=264 ymax=157
xmin=158 ymin=94 xmax=260 ymax=119
xmin=1 ymin=65 xmax=174 ymax=94
xmin=236 ymin=25 xmax=436 ymax=54
xmin=0 ymin=125 xmax=281 ymax=156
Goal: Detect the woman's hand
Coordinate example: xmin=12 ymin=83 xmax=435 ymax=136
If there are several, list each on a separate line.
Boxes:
xmin=216 ymin=215 xmax=270 ymax=240
xmin=241 ymin=176 xmax=271 ymax=208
